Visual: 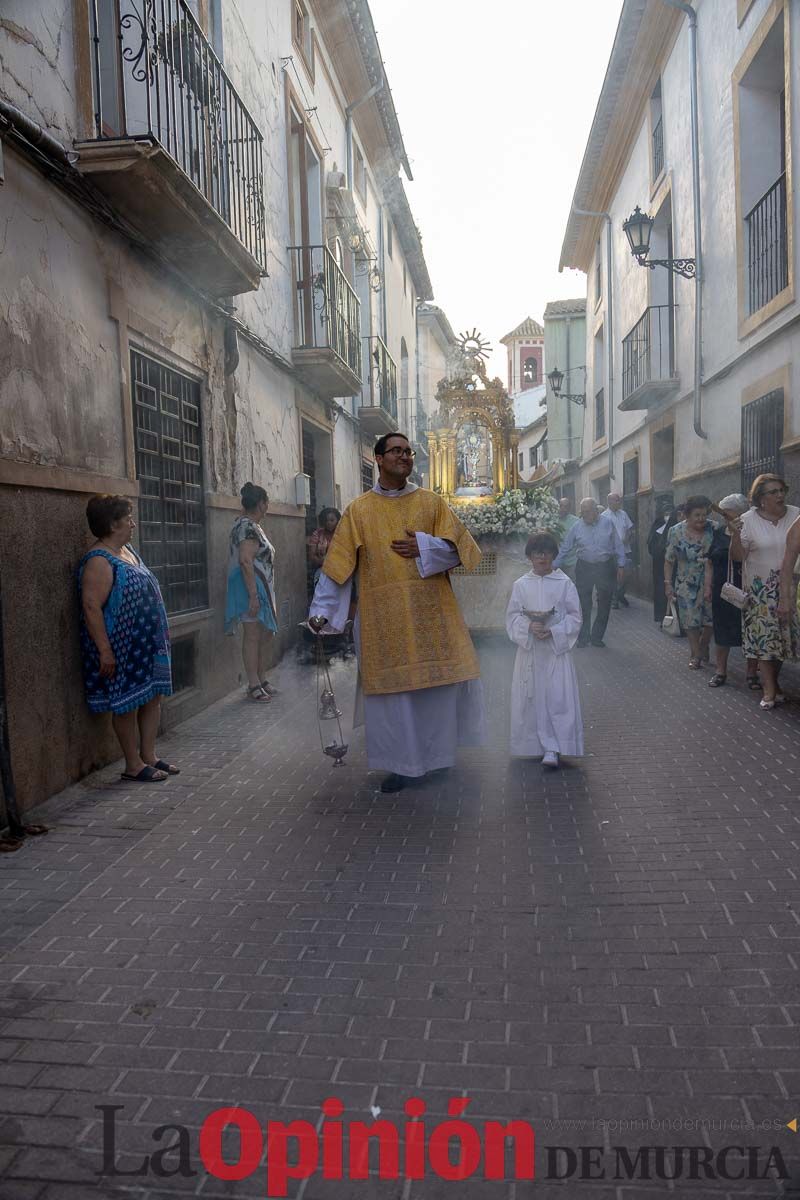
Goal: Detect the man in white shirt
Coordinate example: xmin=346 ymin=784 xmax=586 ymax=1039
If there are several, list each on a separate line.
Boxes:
xmin=601 ymin=493 xmax=634 ymax=608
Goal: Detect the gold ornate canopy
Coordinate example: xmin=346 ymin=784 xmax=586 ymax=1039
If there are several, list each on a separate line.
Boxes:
xmin=426 ymin=333 xmax=520 ymax=497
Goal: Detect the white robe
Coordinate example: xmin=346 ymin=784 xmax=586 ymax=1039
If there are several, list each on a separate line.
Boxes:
xmin=506 ymin=569 xmax=584 ymax=758
xmin=310 ymin=482 xmax=486 ymax=777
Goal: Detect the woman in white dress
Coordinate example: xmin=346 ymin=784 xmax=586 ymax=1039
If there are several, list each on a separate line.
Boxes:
xmin=506 ymin=532 xmax=584 ymax=768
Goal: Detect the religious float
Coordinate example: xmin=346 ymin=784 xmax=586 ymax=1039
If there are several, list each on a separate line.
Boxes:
xmin=429 ymin=333 xmax=559 ymax=634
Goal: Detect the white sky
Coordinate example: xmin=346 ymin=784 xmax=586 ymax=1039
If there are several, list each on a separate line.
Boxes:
xmin=368 ymin=0 xmax=621 ymax=382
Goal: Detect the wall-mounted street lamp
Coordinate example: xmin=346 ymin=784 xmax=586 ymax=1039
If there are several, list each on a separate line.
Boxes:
xmin=622 ymin=206 xmax=696 ymax=279
xmin=547 ymin=366 xmax=586 ymax=406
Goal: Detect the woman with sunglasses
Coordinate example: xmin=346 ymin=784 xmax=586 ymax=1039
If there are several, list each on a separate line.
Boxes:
xmin=731 ymin=474 xmax=799 ymax=709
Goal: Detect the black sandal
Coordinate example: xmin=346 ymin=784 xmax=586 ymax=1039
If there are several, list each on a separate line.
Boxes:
xmin=747 ymin=677 xmax=762 ymax=690
xmin=708 ymin=674 xmax=726 ymax=687
xmin=151 ymin=759 xmax=180 ymax=775
xmin=121 ymin=765 xmax=168 ymax=782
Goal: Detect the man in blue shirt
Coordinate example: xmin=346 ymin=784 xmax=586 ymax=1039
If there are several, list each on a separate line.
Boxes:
xmin=555 ymin=498 xmax=626 ymax=647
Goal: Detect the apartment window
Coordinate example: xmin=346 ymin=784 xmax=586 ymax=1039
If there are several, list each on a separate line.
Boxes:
xmin=735 ymin=5 xmax=790 ymax=323
xmin=529 ymin=447 xmax=536 ymax=468
xmin=361 ymin=458 xmax=375 ymax=492
xmin=741 ymin=388 xmax=784 ymax=495
xmin=650 ymin=79 xmax=664 ymax=183
xmin=523 ymin=356 xmax=537 ymax=385
xmin=354 ymin=144 xmax=367 ymax=203
xmin=386 ymin=220 xmax=393 ymax=259
xmin=293 ymin=0 xmax=313 ymax=73
xmin=131 ymin=349 xmax=208 ymax=615
xmin=518 ymin=452 xmax=524 ymax=472
xmin=593 ymin=325 xmax=605 ymax=442
xmin=595 ymin=239 xmax=602 ymax=306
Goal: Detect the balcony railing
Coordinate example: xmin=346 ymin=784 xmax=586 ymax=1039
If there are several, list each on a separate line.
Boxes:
xmin=289 ymin=245 xmax=362 ymax=385
xmin=652 ymin=116 xmax=664 ymax=180
xmin=746 ymin=173 xmax=788 ymax=315
xmin=622 ymin=304 xmax=675 ymax=403
xmin=363 ymin=335 xmax=398 ymax=422
xmin=87 ymin=0 xmax=266 ymax=269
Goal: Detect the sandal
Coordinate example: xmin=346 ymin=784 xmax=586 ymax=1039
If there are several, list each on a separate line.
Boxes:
xmin=708 ymin=674 xmax=726 ymax=687
xmin=259 ymin=680 xmax=278 ymax=696
xmin=121 ymin=765 xmax=168 ymax=782
xmin=746 ymin=677 xmax=762 ymax=690
xmin=150 ymin=759 xmax=180 ymax=775
xmin=247 ymin=684 xmax=270 ymax=702
xmin=688 ymin=658 xmax=702 ymax=669
xmin=760 ymin=699 xmax=776 ymax=710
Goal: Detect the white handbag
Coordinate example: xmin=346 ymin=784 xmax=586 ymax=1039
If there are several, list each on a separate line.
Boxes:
xmin=661 ymin=599 xmax=682 ymax=637
xmin=720 ymin=548 xmax=750 ymax=610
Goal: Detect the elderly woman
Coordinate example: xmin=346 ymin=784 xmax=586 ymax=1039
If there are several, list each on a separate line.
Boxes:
xmin=731 ymin=473 xmax=799 ymax=709
xmin=78 ymin=495 xmax=175 ymax=783
xmin=307 ymin=507 xmax=341 ymax=588
xmin=704 ymin=494 xmax=759 ymax=689
xmin=664 ymin=496 xmax=714 ymax=668
xmin=225 ymin=482 xmax=278 ymax=702
xmin=647 ymin=500 xmax=683 ymax=624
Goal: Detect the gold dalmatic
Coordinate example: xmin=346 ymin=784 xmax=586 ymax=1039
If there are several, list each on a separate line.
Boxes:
xmin=322 ymin=489 xmax=481 ymax=696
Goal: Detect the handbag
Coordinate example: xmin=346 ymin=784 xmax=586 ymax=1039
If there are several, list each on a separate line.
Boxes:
xmin=661 ymin=598 xmax=682 ymax=637
xmin=720 ymin=547 xmax=750 ymax=610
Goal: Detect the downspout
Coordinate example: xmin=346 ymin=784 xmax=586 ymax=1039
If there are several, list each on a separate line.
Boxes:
xmin=572 ymin=206 xmax=615 ymax=480
xmin=565 ymin=316 xmax=572 ymax=461
xmin=661 ymin=0 xmax=706 ymax=437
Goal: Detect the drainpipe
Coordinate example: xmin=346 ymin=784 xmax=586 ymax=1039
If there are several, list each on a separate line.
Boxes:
xmin=345 ymin=74 xmax=384 ymax=191
xmin=0 ymin=97 xmax=74 ymax=168
xmin=661 ymin=0 xmax=706 ymax=438
xmin=572 ymin=206 xmax=615 ymax=481
xmin=565 ymin=316 xmax=573 ymax=461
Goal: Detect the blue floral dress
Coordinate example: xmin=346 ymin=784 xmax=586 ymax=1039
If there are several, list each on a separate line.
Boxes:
xmin=664 ymin=520 xmax=713 ymax=630
xmin=78 ymin=548 xmax=172 ymax=714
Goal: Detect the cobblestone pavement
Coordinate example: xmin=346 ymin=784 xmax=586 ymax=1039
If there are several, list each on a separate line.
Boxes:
xmin=1 ymin=599 xmax=800 ymax=1199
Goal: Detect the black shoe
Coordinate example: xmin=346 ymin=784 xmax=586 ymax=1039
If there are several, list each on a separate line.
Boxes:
xmin=380 ymin=773 xmax=413 ymax=793
xmin=590 ymin=639 xmax=606 ymax=647
xmin=619 ymin=597 xmax=630 ymax=607
xmin=576 ymin=638 xmax=589 ymax=648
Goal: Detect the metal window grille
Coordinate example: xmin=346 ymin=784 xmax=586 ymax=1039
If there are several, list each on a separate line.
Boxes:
xmin=652 ymin=117 xmax=664 ymax=180
xmin=131 ymin=348 xmax=208 ymax=615
xmin=741 ymin=389 xmax=784 ymax=495
xmin=746 ymin=173 xmax=788 ymax=315
xmin=361 ymin=459 xmax=374 ymax=492
xmin=594 ymin=388 xmax=605 ymax=441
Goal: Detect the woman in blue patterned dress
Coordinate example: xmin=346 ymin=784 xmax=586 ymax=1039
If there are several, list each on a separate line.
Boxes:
xmin=225 ymin=483 xmax=278 ymax=702
xmin=79 ymin=495 xmax=175 ymax=783
xmin=664 ymin=496 xmax=714 ymax=669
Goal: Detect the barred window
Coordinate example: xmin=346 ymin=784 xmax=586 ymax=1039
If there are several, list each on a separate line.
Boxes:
xmin=131 ymin=348 xmax=208 ymax=615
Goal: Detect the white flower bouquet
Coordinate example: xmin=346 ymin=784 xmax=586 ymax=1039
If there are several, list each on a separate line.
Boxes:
xmin=449 ymin=488 xmax=560 ymax=540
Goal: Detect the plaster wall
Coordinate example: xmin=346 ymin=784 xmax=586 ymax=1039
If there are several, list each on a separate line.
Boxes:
xmin=543 ymin=313 xmax=586 ymax=463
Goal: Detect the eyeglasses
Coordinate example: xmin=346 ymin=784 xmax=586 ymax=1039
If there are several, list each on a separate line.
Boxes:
xmin=381 ymin=447 xmax=416 ymax=459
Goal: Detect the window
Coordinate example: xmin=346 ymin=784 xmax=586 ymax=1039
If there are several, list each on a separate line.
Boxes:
xmin=650 ymin=79 xmax=664 ymax=183
xmin=735 ymin=5 xmax=790 ymax=324
xmin=131 ymin=349 xmax=208 ymax=615
xmin=386 ymin=220 xmax=393 ymax=259
xmin=541 ymin=437 xmax=548 ymax=464
xmin=518 ymin=452 xmax=524 ymax=472
xmin=354 ymin=144 xmax=367 ymax=202
xmin=741 ymin=388 xmax=784 ymax=495
xmin=595 ymin=240 xmax=602 ymax=306
xmin=523 ymin=356 xmax=537 ymax=385
xmin=361 ymin=458 xmax=374 ymax=492
xmin=529 ymin=446 xmax=536 ymax=467
xmin=293 ymin=0 xmax=313 ymax=73
xmin=593 ymin=326 xmax=605 ymax=442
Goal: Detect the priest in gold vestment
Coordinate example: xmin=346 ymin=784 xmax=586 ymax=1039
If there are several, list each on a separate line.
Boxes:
xmin=309 ymin=433 xmax=486 ymax=792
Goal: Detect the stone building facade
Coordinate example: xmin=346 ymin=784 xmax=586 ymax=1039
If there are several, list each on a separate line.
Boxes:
xmin=0 ymin=0 xmax=443 ymax=812
xmin=558 ymin=0 xmax=799 ymax=598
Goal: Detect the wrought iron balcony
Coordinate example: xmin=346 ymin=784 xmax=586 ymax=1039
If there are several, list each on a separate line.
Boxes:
xmin=76 ymin=0 xmax=266 ymax=295
xmin=289 ymin=245 xmax=362 ymax=397
xmin=359 ymin=335 xmax=398 ymax=437
xmin=746 ymin=173 xmax=788 ymax=315
xmin=652 ymin=116 xmax=664 ymax=181
xmin=620 ymin=304 xmax=679 ymax=411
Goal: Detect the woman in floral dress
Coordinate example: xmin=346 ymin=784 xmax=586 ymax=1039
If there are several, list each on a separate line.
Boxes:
xmin=664 ymin=496 xmax=714 ymax=668
xmin=731 ymin=473 xmax=799 ymax=710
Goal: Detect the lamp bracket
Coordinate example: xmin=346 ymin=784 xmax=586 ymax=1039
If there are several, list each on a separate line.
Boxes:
xmin=636 ymin=255 xmax=697 ymax=280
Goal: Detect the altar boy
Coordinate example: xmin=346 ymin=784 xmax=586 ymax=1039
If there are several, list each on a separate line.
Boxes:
xmin=506 ymin=532 xmax=584 ymax=768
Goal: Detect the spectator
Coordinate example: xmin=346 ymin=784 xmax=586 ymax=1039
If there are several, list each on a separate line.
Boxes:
xmin=554 ymin=497 xmax=625 ymax=648
xmin=307 ymin=508 xmax=341 ymax=587
xmin=78 ymin=495 xmax=176 ymax=783
xmin=556 ymin=496 xmax=579 ymax=580
xmin=704 ymin=494 xmax=759 ymax=690
xmin=731 ymin=473 xmax=799 ymax=709
xmin=225 ymin=483 xmax=278 ymax=702
xmin=664 ymin=496 xmax=714 ymax=668
xmin=602 ymin=492 xmax=634 ymax=608
xmin=647 ymin=500 xmax=682 ymax=624
xmin=778 ymin=513 xmax=800 ymax=644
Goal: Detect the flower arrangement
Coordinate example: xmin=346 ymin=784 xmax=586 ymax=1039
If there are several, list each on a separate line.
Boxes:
xmin=450 ymin=488 xmax=561 ymax=540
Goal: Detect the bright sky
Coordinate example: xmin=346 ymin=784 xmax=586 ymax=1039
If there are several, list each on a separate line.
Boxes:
xmin=368 ymin=0 xmax=621 ymax=382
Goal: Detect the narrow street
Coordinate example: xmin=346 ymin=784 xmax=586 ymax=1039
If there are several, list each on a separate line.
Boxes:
xmin=0 ymin=600 xmax=799 ymax=1197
